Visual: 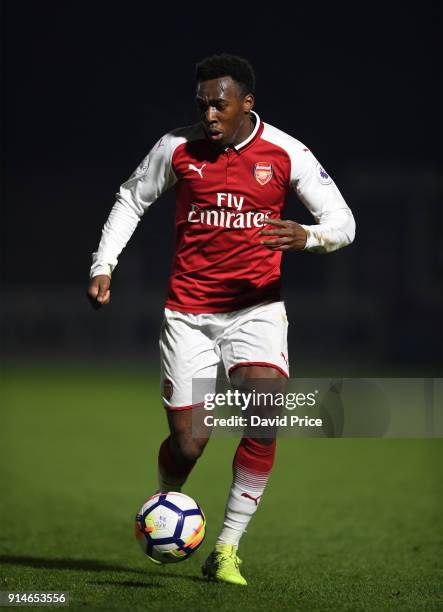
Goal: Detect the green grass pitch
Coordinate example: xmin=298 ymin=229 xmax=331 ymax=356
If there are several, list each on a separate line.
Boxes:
xmin=1 ymin=366 xmax=442 ymax=611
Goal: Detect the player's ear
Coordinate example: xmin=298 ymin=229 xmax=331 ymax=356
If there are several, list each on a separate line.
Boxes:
xmin=243 ymin=93 xmax=254 ymax=113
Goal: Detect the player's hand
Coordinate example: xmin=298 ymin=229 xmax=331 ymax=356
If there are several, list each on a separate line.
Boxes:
xmin=259 ymin=218 xmax=307 ymax=251
xmin=87 ymin=275 xmax=111 ymax=309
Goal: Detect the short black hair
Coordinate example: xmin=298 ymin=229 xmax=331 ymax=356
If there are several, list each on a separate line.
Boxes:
xmin=195 ymin=54 xmax=255 ymax=96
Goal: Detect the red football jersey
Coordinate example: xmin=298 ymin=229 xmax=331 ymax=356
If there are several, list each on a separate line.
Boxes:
xmin=91 ymin=112 xmax=355 ymax=313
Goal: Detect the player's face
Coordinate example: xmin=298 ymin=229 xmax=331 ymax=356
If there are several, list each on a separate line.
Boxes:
xmin=196 ymin=76 xmax=254 ymax=148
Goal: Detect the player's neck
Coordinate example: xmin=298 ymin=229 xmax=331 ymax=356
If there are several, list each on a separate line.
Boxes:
xmin=231 ymin=113 xmax=255 ymax=147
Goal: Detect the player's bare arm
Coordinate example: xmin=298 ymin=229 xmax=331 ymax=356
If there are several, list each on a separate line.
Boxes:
xmin=87 ymin=274 xmax=111 ymax=309
xmin=259 ymin=218 xmax=308 ymax=251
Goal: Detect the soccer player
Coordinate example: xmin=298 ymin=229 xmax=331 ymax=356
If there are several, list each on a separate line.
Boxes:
xmin=87 ymin=54 xmax=355 ymax=585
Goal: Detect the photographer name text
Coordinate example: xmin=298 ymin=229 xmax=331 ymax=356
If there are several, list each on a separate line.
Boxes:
xmin=203 ymin=415 xmax=322 ymax=427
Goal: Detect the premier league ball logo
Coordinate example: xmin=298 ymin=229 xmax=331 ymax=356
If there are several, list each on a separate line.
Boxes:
xmin=253 ymin=162 xmax=273 ymax=185
xmin=316 ymin=162 xmax=333 ymax=185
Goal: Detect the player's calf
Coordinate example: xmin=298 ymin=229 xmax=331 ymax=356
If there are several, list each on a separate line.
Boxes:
xmin=157 ymin=432 xmax=209 ymax=492
xmin=170 ymin=434 xmax=208 ymax=464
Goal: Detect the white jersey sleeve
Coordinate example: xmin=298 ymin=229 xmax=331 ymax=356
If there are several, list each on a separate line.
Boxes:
xmin=289 ymin=145 xmax=355 ymax=253
xmin=261 ymin=122 xmax=355 ymax=253
xmin=89 ymin=133 xmax=178 ymax=278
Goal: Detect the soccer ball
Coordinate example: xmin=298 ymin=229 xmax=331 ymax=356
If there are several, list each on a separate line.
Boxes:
xmin=135 ymin=492 xmax=206 ymax=564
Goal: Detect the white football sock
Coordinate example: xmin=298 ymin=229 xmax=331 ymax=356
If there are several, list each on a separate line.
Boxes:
xmin=216 ymin=463 xmax=270 ymax=546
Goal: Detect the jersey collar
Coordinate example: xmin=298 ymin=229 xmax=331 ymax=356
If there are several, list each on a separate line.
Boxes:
xmin=231 ymin=111 xmax=262 ymax=153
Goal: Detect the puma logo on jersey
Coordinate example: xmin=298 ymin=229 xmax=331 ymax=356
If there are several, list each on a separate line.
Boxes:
xmin=188 ymin=163 xmax=206 ymax=178
xmin=241 ymin=492 xmax=262 ymax=505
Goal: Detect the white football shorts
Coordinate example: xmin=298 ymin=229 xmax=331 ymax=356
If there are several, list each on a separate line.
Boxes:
xmin=159 ymin=300 xmax=289 ymax=410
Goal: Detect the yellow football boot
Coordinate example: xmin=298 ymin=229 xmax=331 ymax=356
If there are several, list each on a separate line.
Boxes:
xmin=202 ymin=544 xmax=247 ymax=586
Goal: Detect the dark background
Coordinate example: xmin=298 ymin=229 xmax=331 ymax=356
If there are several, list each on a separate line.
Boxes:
xmin=1 ymin=1 xmax=442 ymax=374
